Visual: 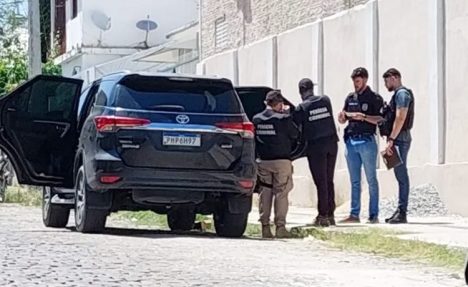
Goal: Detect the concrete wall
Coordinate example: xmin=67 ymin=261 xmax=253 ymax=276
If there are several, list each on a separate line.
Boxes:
xmin=203 ymin=50 xmax=238 ymax=84
xmin=200 ymin=0 xmax=370 ymax=59
xmin=378 ymin=0 xmax=431 ymax=166
xmin=238 ymin=37 xmax=276 ymax=87
xmin=445 ymin=0 xmax=468 ymax=163
xmin=199 ymin=0 xmax=468 ymax=216
xmin=277 ymin=22 xmax=321 ymax=106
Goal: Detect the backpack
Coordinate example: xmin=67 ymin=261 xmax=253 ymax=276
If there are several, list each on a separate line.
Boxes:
xmin=379 ymin=88 xmax=414 ymax=137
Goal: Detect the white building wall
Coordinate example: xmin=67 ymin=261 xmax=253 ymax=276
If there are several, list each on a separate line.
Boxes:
xmin=63 ymin=0 xmax=198 ymax=51
xmin=65 ymin=12 xmax=83 ymax=53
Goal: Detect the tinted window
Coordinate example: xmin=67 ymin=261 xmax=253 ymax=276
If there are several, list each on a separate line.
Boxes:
xmin=77 ymin=86 xmax=90 ymax=117
xmin=8 ymin=79 xmax=79 ymax=120
xmin=236 ymin=89 xmax=270 ymax=120
xmin=95 ymin=81 xmax=113 ymax=106
xmin=113 ymin=76 xmax=242 ymax=114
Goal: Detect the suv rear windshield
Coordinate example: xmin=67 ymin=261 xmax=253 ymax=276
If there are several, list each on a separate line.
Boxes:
xmin=113 ymin=76 xmax=242 ymax=114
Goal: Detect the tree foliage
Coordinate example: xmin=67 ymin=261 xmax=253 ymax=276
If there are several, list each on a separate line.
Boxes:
xmin=0 ymin=0 xmax=61 ymax=96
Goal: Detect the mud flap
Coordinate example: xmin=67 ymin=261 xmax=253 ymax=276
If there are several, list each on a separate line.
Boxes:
xmin=226 ymin=194 xmax=252 ymax=214
xmin=87 ymin=190 xmax=113 ymax=211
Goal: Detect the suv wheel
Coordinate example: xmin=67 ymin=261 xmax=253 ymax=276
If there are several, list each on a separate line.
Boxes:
xmin=464 ymin=256 xmax=467 ymax=285
xmin=42 ymin=186 xmax=70 ymax=228
xmin=167 ymin=206 xmax=196 ymax=231
xmin=75 ymin=166 xmax=107 ymax=233
xmin=214 ymin=202 xmax=249 ymax=238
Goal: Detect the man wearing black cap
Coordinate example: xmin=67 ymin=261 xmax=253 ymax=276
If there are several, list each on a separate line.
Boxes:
xmin=294 ymin=78 xmax=339 ymax=227
xmin=338 ymin=67 xmax=384 ymax=224
xmin=253 ymin=90 xmax=299 ymax=238
xmin=382 ymin=68 xmax=414 ymax=224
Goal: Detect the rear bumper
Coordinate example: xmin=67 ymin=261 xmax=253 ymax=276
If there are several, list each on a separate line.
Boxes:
xmin=85 ymin=154 xmax=257 ymax=195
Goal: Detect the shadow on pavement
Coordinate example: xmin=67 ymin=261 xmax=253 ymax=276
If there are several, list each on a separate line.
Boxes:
xmin=63 ymin=226 xmax=266 ymax=241
xmin=406 ymin=222 xmax=453 ymax=226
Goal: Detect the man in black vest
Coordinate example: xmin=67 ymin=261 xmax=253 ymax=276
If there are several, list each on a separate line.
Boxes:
xmin=253 ymin=90 xmax=299 ymax=238
xmin=294 ymin=78 xmax=339 ymax=227
xmin=382 ymin=68 xmax=414 ymax=224
xmin=338 ymin=67 xmax=384 ymax=224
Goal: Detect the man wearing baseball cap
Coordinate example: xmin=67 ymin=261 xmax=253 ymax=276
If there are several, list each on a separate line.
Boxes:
xmin=253 ymin=90 xmax=299 ymax=238
xmin=294 ymin=78 xmax=339 ymax=227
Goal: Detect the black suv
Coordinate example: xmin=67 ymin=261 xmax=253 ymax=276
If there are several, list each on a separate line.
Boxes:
xmin=0 ymin=72 xmax=257 ymax=237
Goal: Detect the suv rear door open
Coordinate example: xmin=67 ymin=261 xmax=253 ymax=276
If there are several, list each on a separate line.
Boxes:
xmin=0 ymin=75 xmax=83 ymax=187
xmin=235 ymin=86 xmax=306 ymax=160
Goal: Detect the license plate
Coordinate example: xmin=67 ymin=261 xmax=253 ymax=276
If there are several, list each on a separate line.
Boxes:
xmin=162 ymin=133 xmax=201 ymax=147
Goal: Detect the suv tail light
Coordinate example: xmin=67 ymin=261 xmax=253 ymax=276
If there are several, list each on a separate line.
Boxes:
xmin=239 ymin=180 xmax=254 ymax=189
xmin=94 ymin=116 xmax=150 ymax=132
xmin=215 ymin=122 xmax=255 ymax=138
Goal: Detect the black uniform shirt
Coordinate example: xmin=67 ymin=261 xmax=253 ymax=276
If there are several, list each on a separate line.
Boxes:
xmin=294 ymin=95 xmax=339 ymax=144
xmin=343 ymin=86 xmax=384 ymax=139
xmin=253 ymin=109 xmax=299 ymax=160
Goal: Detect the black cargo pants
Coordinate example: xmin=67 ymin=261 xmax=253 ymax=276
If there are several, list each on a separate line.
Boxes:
xmin=306 ymin=140 xmax=338 ymax=218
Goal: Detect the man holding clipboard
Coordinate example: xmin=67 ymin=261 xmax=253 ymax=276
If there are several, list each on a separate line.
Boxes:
xmin=381 ymin=68 xmax=415 ymax=224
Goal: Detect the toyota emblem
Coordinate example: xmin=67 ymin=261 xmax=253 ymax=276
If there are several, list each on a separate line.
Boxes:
xmin=176 ymin=115 xmax=190 ymax=124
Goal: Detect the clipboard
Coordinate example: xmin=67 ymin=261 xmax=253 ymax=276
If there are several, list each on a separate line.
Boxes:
xmin=381 ymin=146 xmax=402 ymax=170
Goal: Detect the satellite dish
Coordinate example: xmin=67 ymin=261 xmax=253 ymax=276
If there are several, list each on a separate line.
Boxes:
xmin=136 ymin=15 xmax=158 ymax=48
xmin=91 ymin=10 xmax=111 ymax=46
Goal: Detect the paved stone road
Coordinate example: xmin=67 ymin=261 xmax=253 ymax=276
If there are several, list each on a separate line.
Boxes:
xmin=0 ymin=205 xmax=464 ymax=287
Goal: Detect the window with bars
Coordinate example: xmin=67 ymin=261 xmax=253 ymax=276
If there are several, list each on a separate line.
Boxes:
xmin=214 ymin=16 xmax=228 ymax=50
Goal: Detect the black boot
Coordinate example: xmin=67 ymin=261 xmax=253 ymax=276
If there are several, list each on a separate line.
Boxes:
xmin=313 ymin=216 xmax=330 ymax=227
xmin=385 ymin=209 xmax=400 ymax=223
xmin=387 ymin=210 xmax=408 ymax=224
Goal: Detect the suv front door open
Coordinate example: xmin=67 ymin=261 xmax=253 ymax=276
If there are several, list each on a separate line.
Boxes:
xmin=0 ymin=75 xmax=83 ymax=187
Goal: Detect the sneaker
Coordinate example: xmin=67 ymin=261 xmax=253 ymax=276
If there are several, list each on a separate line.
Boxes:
xmin=387 ymin=212 xmax=408 ymax=224
xmin=262 ymin=225 xmax=274 ymax=239
xmin=313 ymin=216 xmax=330 ymax=227
xmin=275 ymin=226 xmax=292 ymax=238
xmin=367 ymin=217 xmax=379 ymax=224
xmin=339 ymin=215 xmax=360 ymax=224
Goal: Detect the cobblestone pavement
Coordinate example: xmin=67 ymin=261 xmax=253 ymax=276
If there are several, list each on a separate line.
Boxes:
xmin=0 ymin=205 xmax=464 ymax=287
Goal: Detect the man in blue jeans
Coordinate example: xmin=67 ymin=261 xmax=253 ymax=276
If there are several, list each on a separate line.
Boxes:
xmin=338 ymin=67 xmax=384 ymax=224
xmin=382 ymin=68 xmax=414 ymax=224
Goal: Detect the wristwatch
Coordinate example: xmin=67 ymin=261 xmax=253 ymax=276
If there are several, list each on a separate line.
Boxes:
xmin=388 ymin=137 xmax=395 ymax=142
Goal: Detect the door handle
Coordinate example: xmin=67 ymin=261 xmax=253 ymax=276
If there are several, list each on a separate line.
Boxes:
xmin=7 ymin=108 xmax=16 ymax=112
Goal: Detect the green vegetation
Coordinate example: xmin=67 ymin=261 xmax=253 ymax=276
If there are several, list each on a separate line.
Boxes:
xmin=0 ymin=0 xmax=61 ymax=95
xmin=291 ymin=227 xmax=467 ymax=271
xmin=4 ymin=186 xmax=42 ymax=206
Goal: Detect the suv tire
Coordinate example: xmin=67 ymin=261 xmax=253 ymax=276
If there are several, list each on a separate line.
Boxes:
xmin=167 ymin=206 xmax=196 ymax=231
xmin=464 ymin=256 xmax=467 ymax=285
xmin=214 ymin=203 xmax=249 ymax=238
xmin=75 ymin=166 xmax=107 ymax=233
xmin=42 ymin=186 xmax=70 ymax=228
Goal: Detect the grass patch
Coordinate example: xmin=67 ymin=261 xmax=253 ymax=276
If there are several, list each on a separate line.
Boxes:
xmin=113 ymin=211 xmax=169 ymax=228
xmin=3 ymin=186 xmax=42 ymax=206
xmin=112 ymin=211 xmax=263 ymax=237
xmin=292 ymin=227 xmax=467 ymax=271
xmin=113 ymin=211 xmax=211 ymax=229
